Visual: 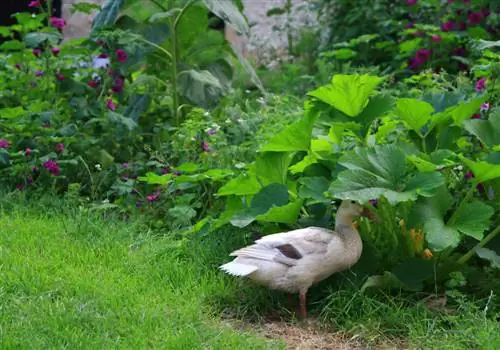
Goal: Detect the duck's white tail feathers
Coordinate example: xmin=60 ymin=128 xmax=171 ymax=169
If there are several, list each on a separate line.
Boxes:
xmin=219 ymin=262 xmax=258 ymax=277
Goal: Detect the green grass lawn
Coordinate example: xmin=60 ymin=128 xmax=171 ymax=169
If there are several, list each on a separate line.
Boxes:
xmin=0 ymin=199 xmax=284 ymax=349
xmin=1 ymin=197 xmax=500 ymax=349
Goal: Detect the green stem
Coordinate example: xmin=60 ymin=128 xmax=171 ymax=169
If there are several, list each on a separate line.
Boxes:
xmin=458 ymin=225 xmax=500 ymax=265
xmin=420 ymin=135 xmax=427 ymax=153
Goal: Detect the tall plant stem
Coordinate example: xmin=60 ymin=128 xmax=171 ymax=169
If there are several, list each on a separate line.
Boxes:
xmin=170 ymin=0 xmax=196 ymax=127
xmin=458 ymin=225 xmax=500 ymax=264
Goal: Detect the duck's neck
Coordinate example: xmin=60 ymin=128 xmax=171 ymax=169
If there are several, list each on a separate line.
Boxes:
xmin=335 ymin=214 xmax=356 ymax=232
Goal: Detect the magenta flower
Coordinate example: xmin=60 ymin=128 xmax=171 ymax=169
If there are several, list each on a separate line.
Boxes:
xmin=465 ymin=171 xmax=474 ymax=180
xmin=121 ymin=162 xmax=129 ymax=169
xmin=408 ymin=57 xmax=425 ymax=70
xmin=441 ymin=21 xmax=455 ymax=31
xmin=35 ymin=70 xmax=44 ymax=77
xmin=49 ymin=17 xmax=66 ymax=29
xmin=27 ymin=175 xmax=34 ymax=184
xmin=43 ymin=159 xmax=61 ymax=176
xmin=51 ymin=47 xmax=60 ymax=56
xmin=56 ymin=73 xmax=64 ymax=81
xmin=431 ymin=34 xmax=441 ymax=42
xmin=146 ymin=192 xmax=160 ymax=202
xmin=468 ymin=12 xmax=482 ymax=25
xmin=161 ymin=167 xmax=171 ymax=174
xmin=106 ymin=99 xmax=116 ymax=111
xmin=207 ymin=128 xmax=217 ymax=135
xmin=0 ymin=139 xmax=8 ymax=149
xmin=407 ymin=0 xmax=417 ymax=5
xmin=88 ymin=80 xmax=99 ymax=88
xmin=28 ymin=0 xmax=41 ymax=7
xmin=115 ymin=49 xmax=128 ymax=62
xmin=32 ymin=48 xmax=42 ymax=57
xmin=475 ymin=77 xmax=486 ymax=92
xmin=471 ymin=113 xmax=481 ymax=119
xmin=24 ymin=148 xmax=32 ymax=156
xmin=56 ymin=143 xmax=64 ymax=152
xmin=201 ymin=141 xmax=210 ymax=152
xmin=416 ymin=49 xmax=431 ymax=61
xmin=15 ymin=63 xmax=21 ymax=70
xmin=480 ymin=102 xmax=489 ymax=111
xmin=16 ymin=184 xmax=24 ymax=191
xmin=112 ymin=77 xmax=124 ymax=93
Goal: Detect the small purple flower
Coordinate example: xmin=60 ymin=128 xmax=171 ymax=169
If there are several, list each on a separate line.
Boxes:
xmin=35 ymin=70 xmax=44 ymax=77
xmin=161 ymin=167 xmax=171 ymax=175
xmin=201 ymin=141 xmax=210 ymax=152
xmin=15 ymin=63 xmax=22 ymax=70
xmin=416 ymin=49 xmax=431 ymax=62
xmin=207 ymin=128 xmax=217 ymax=136
xmin=480 ymin=102 xmax=489 ymax=111
xmin=441 ymin=21 xmax=455 ymax=32
xmin=24 ymin=148 xmax=32 ymax=156
xmin=49 ymin=17 xmax=66 ymax=30
xmin=465 ymin=171 xmax=474 ymax=180
xmin=0 ymin=139 xmax=8 ymax=149
xmin=32 ymin=167 xmax=39 ymax=173
xmin=471 ymin=113 xmax=481 ymax=119
xmin=407 ymin=0 xmax=417 ymax=5
xmin=51 ymin=47 xmax=60 ymax=56
xmin=115 ymin=49 xmax=128 ymax=62
xmin=468 ymin=11 xmax=482 ymax=25
xmin=112 ymin=77 xmax=124 ymax=93
xmin=27 ymin=175 xmax=34 ymax=184
xmin=106 ymin=99 xmax=116 ymax=111
xmin=16 ymin=184 xmax=24 ymax=191
xmin=431 ymin=34 xmax=441 ymax=42
xmin=477 ymin=183 xmax=485 ymax=193
xmin=369 ymin=199 xmax=378 ymax=207
xmin=32 ymin=48 xmax=42 ymax=57
xmin=174 ymin=171 xmax=182 ymax=176
xmin=475 ymin=77 xmax=486 ymax=92
xmin=28 ymin=0 xmax=41 ymax=7
xmin=56 ymin=143 xmax=64 ymax=152
xmin=56 ymin=73 xmax=64 ymax=81
xmin=121 ymin=162 xmax=129 ymax=169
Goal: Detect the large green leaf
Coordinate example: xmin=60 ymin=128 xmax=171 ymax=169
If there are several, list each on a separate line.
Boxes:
xmin=203 ymin=0 xmax=249 ymax=36
xmin=460 ymin=156 xmax=500 ymax=183
xmin=24 ymin=31 xmax=62 ymax=47
xmin=328 ymin=145 xmax=444 ymax=204
xmin=217 ymin=170 xmax=260 ymax=196
xmin=395 ymin=98 xmax=434 ymax=136
xmin=476 ymin=248 xmax=500 ymax=268
xmin=412 ymin=189 xmax=494 ymax=251
xmin=430 ymin=95 xmax=489 ymax=128
xmin=177 ymin=4 xmax=208 ymax=51
xmin=108 ymin=111 xmax=137 ymax=131
xmin=178 ymin=69 xmax=224 ymax=108
xmin=124 ymin=94 xmax=150 ymax=122
xmin=463 ymin=109 xmax=500 ymax=148
xmin=260 ymin=103 xmax=318 ymax=152
xmin=91 ymin=0 xmax=125 ymax=33
xmin=255 ymin=152 xmax=293 ymax=186
xmin=230 ymin=183 xmax=289 ymax=227
xmin=308 ymin=74 xmax=385 ymax=117
xmin=298 ymin=177 xmax=330 ymax=202
xmin=256 ymin=199 xmax=303 ymax=224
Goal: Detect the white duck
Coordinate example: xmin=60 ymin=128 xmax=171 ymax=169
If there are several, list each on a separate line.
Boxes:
xmin=220 ymin=200 xmax=372 ymax=318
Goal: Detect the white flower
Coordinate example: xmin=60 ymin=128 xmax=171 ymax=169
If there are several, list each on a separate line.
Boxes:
xmin=95 ymin=164 xmax=102 ymax=171
xmin=92 ymin=57 xmax=110 ymax=69
xmin=203 ymin=111 xmax=210 ymax=117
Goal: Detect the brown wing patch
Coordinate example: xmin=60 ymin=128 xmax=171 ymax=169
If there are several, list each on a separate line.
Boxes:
xmin=275 ymin=244 xmax=303 ymax=260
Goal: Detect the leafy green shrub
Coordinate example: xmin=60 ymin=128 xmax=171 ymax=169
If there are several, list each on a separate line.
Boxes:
xmin=194 ymin=40 xmax=499 ymax=291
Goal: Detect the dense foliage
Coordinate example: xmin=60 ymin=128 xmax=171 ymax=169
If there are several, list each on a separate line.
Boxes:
xmin=0 ymin=0 xmax=499 ymax=296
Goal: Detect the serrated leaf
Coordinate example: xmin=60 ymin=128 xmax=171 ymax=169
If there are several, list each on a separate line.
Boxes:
xmin=92 ymin=0 xmax=124 ymax=33
xmin=453 ymin=201 xmax=494 ymax=240
xmin=328 ymin=145 xmax=444 ymax=204
xmin=395 ymin=98 xmax=434 ymax=135
xmin=308 ymin=74 xmax=384 ymax=117
xmin=261 ymin=106 xmax=318 ymax=152
xmin=203 ymin=0 xmax=249 ymax=36
xmin=256 ymin=199 xmax=303 ymax=224
xmin=463 ymin=109 xmax=500 ymax=148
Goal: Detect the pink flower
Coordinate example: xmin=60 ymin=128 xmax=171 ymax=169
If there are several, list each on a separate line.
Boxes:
xmin=475 ymin=77 xmax=486 ymax=92
xmin=112 ymin=77 xmax=124 ymax=93
xmin=56 ymin=73 xmax=64 ymax=81
xmin=115 ymin=49 xmax=127 ymax=62
xmin=471 ymin=113 xmax=481 ymax=119
xmin=431 ymin=34 xmax=441 ymax=42
xmin=106 ymin=99 xmax=116 ymax=111
xmin=464 ymin=171 xmax=474 ymax=179
xmin=441 ymin=21 xmax=455 ymax=31
xmin=468 ymin=12 xmax=482 ymax=25
xmin=146 ymin=192 xmax=160 ymax=202
xmin=56 ymin=143 xmax=64 ymax=152
xmin=24 ymin=148 xmax=32 ymax=156
xmin=28 ymin=0 xmax=41 ymax=7
xmin=407 ymin=0 xmax=417 ymax=5
xmin=480 ymin=102 xmax=489 ymax=111
xmin=49 ymin=17 xmax=66 ymax=30
xmin=51 ymin=47 xmax=60 ymax=56
xmin=87 ymin=80 xmax=99 ymax=88
xmin=201 ymin=141 xmax=210 ymax=152
xmin=32 ymin=48 xmax=42 ymax=57
xmin=0 ymin=139 xmax=8 ymax=148
xmin=416 ymin=48 xmax=431 ymax=61
xmin=408 ymin=57 xmax=425 ymax=70
xmin=43 ymin=159 xmax=60 ymax=176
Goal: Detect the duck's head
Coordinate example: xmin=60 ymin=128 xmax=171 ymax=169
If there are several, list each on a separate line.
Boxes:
xmin=337 ymin=200 xmax=376 ymax=222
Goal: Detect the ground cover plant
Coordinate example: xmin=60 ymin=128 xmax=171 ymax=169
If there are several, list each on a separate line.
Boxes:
xmin=1 ymin=0 xmax=500 ymax=348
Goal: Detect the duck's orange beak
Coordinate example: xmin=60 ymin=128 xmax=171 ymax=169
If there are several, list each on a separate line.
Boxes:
xmin=361 ymin=207 xmax=379 ymax=222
